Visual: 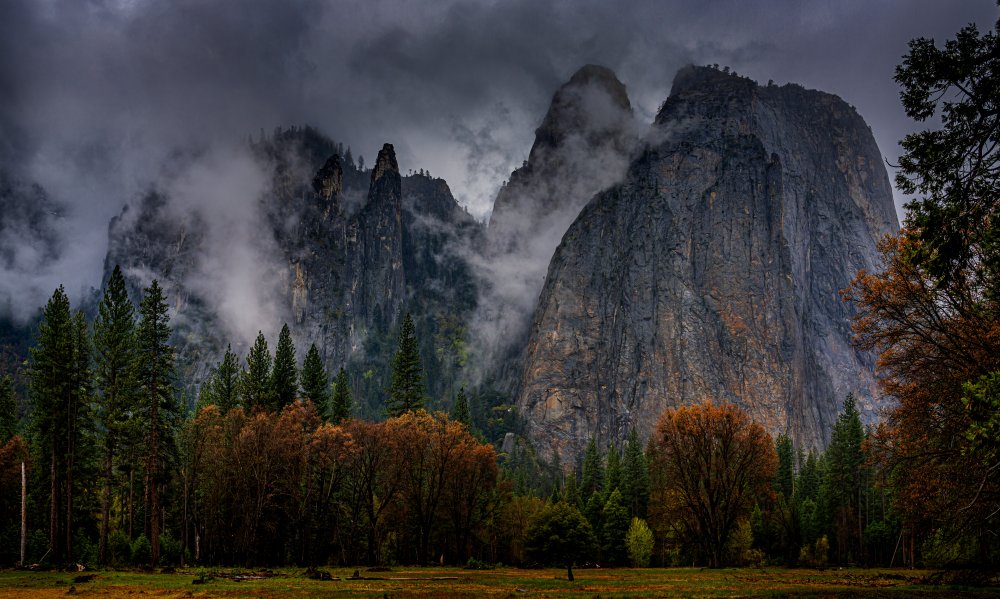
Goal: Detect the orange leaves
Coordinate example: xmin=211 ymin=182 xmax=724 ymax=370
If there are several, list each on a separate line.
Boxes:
xmin=846 ymin=231 xmax=1000 ymax=530
xmin=649 ymin=401 xmax=777 ymax=567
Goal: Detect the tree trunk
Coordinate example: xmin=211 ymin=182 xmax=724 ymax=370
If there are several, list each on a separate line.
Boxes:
xmin=127 ymin=467 xmax=134 ymax=541
xmin=99 ymin=440 xmax=113 ymax=564
xmin=181 ymin=470 xmax=188 ymax=567
xmin=66 ymin=395 xmax=75 ymax=563
xmin=49 ymin=448 xmax=58 ymax=562
xmin=149 ymin=380 xmax=160 ymax=564
xmin=567 ymin=563 xmax=574 ymax=581
xmin=19 ymin=461 xmax=26 ymax=567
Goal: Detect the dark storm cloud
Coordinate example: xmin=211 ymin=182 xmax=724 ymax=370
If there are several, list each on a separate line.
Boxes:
xmin=0 ymin=0 xmax=995 ymax=319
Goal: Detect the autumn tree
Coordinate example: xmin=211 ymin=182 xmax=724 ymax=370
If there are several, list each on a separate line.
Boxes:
xmin=441 ymin=430 xmax=499 ymax=563
xmin=390 ymin=411 xmax=472 ymax=564
xmin=342 ymin=419 xmax=405 ymax=565
xmin=846 ymin=13 xmax=1000 ymax=563
xmin=648 ymin=401 xmax=777 ymax=568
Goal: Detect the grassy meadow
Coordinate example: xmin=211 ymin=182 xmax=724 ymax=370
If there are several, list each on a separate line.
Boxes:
xmin=0 ymin=566 xmax=997 ymax=598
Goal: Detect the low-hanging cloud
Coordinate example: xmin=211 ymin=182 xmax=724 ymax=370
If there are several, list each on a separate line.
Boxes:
xmin=0 ymin=0 xmax=995 ymax=322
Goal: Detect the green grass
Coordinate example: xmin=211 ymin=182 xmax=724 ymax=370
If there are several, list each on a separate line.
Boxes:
xmin=0 ymin=566 xmax=996 ymax=597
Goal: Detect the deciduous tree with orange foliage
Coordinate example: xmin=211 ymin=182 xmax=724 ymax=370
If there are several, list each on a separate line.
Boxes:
xmin=847 ymin=234 xmax=1000 ymax=558
xmin=648 ymin=401 xmax=777 ymax=568
xmin=846 ymin=11 xmax=1000 ymax=563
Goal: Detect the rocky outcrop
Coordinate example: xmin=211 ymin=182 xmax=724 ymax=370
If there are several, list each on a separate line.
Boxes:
xmin=514 ymin=66 xmax=898 ymax=460
xmin=347 ymin=144 xmax=405 ymax=330
xmin=103 ymin=128 xmax=479 ymax=415
xmin=478 ymin=65 xmax=638 ymax=389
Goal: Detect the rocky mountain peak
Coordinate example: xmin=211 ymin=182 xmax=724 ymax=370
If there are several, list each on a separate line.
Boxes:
xmin=371 ymin=143 xmax=399 ymax=186
xmin=530 ymin=64 xmax=633 ymax=161
xmin=312 ymin=154 xmax=343 ymax=201
xmin=478 ymin=65 xmax=639 ymax=391
xmin=514 ymin=67 xmax=898 ymax=462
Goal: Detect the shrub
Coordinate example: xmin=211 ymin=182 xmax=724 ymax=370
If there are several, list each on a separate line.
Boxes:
xmin=131 ymin=534 xmax=152 ymax=565
xmin=109 ymin=530 xmax=131 ymax=566
xmin=160 ymin=532 xmax=182 ymax=565
xmin=626 ymin=517 xmax=654 ymax=567
xmin=798 ymin=535 xmax=829 ymax=568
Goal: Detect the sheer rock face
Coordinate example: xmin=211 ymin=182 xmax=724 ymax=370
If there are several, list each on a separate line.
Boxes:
xmin=480 ymin=65 xmax=638 ymax=389
xmin=515 ymin=66 xmax=898 ymax=460
xmin=103 ymin=130 xmax=478 ymax=408
xmin=347 ymin=144 xmax=405 ymax=333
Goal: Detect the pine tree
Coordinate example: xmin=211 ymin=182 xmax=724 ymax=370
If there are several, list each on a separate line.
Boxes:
xmin=135 ymin=280 xmax=178 ymax=564
xmin=605 ymin=443 xmax=623 ymax=497
xmin=29 ymin=287 xmax=70 ymax=557
xmin=826 ymin=394 xmax=865 ymax=563
xmin=622 ymin=429 xmax=649 ymax=518
xmin=387 ymin=313 xmax=424 ymax=417
xmin=93 ymin=264 xmax=137 ymax=564
xmin=580 ymin=437 xmax=604 ymax=502
xmin=601 ymin=488 xmax=630 ymax=565
xmin=300 ymin=343 xmax=330 ymax=417
xmin=200 ymin=345 xmax=240 ymax=413
xmin=241 ymin=331 xmax=272 ymax=410
xmin=67 ymin=309 xmax=92 ymax=563
xmin=270 ymin=323 xmax=298 ymax=410
xmin=331 ymin=367 xmax=353 ymax=424
xmin=451 ymin=386 xmax=471 ymax=427
xmin=0 ymin=374 xmax=15 ymax=442
xmin=29 ymin=286 xmax=84 ymax=562
xmin=775 ymin=433 xmax=795 ymax=499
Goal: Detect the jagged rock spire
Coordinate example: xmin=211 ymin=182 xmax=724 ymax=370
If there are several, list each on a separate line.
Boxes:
xmin=312 ymin=154 xmax=343 ymax=201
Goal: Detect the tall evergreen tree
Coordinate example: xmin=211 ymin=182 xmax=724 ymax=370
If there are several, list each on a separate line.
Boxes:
xmin=580 ymin=437 xmax=604 ymax=502
xmin=601 ymin=488 xmax=630 ymax=565
xmin=387 ymin=313 xmax=423 ymax=417
xmin=200 ymin=345 xmax=240 ymax=414
xmin=331 ymin=367 xmax=353 ymax=424
xmin=826 ymin=394 xmax=865 ymax=563
xmin=241 ymin=331 xmax=272 ymax=411
xmin=775 ymin=433 xmax=795 ymax=499
xmin=0 ymin=374 xmax=15 ymax=442
xmin=605 ymin=443 xmax=623 ymax=497
xmin=299 ymin=343 xmax=330 ymax=417
xmin=622 ymin=429 xmax=649 ymax=518
xmin=92 ymin=264 xmax=137 ymax=564
xmin=135 ymin=280 xmax=177 ymax=564
xmin=450 ymin=386 xmax=471 ymax=427
xmin=270 ymin=323 xmax=298 ymax=410
xmin=29 ymin=286 xmax=89 ymax=563
xmin=67 ymin=309 xmax=92 ymax=563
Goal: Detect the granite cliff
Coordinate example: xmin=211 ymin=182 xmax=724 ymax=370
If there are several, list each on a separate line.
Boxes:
xmin=479 ymin=65 xmax=638 ymax=389
xmin=96 ymin=65 xmax=896 ymax=456
xmin=513 ymin=66 xmax=898 ymax=459
xmin=103 ymin=127 xmax=478 ymax=415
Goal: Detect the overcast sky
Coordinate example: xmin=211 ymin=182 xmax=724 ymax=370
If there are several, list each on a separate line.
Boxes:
xmin=1 ymin=0 xmax=997 ymax=312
